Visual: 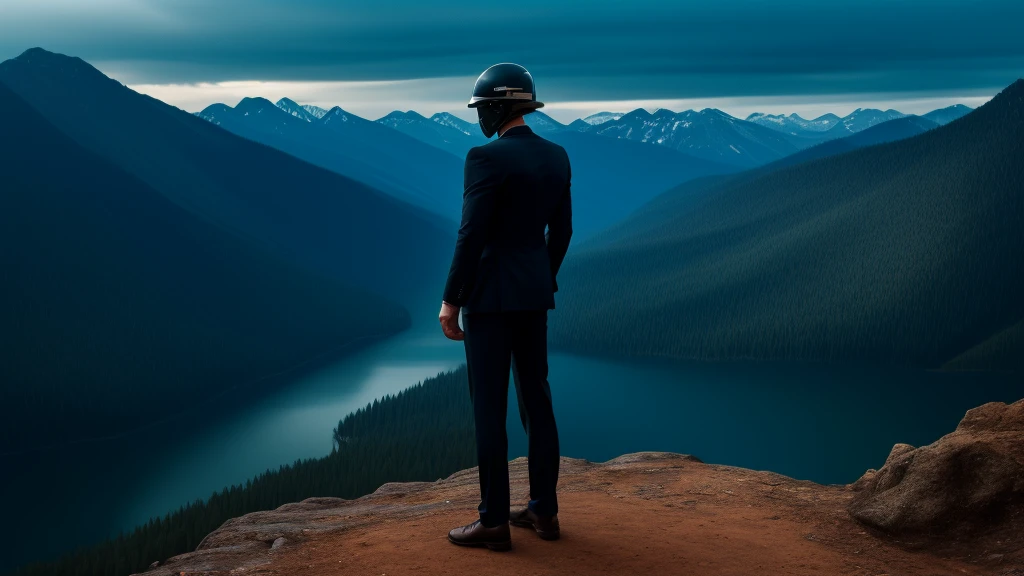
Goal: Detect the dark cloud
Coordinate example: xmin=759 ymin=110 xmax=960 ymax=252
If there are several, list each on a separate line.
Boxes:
xmin=1 ymin=0 xmax=1021 ymax=98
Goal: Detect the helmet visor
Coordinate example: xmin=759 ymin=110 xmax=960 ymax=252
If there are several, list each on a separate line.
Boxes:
xmin=468 ymin=92 xmax=537 ymax=107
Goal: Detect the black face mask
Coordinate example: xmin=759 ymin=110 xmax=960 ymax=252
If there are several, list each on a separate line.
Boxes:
xmin=477 ymin=102 xmax=512 ymax=138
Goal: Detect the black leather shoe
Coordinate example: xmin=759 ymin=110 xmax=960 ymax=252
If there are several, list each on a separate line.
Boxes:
xmin=509 ymin=507 xmax=560 ymax=540
xmin=448 ymin=520 xmax=512 ymax=551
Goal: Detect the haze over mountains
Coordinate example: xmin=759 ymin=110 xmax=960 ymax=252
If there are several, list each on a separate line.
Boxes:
xmin=550 ymin=80 xmax=1024 ymax=371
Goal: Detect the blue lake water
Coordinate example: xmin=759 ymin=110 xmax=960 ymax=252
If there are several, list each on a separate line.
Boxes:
xmin=2 ymin=319 xmax=1020 ymax=570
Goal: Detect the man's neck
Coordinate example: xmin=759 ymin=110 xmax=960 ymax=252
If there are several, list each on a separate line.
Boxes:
xmin=498 ymin=117 xmax=526 ymax=137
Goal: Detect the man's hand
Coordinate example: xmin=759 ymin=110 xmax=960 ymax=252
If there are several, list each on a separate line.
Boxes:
xmin=439 ymin=301 xmax=464 ymax=341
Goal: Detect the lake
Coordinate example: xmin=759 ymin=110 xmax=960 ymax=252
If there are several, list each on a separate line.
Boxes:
xmin=2 ymin=318 xmax=1020 ymax=571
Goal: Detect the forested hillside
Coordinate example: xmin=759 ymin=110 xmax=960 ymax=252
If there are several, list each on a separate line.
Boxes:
xmin=944 ymin=319 xmax=1024 ymax=373
xmin=0 ymin=81 xmax=408 ymax=455
xmin=8 ymin=368 xmax=475 ymax=576
xmin=551 ymin=80 xmax=1024 ymax=371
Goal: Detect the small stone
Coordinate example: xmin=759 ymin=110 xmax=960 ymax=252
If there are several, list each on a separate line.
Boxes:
xmin=271 ymin=537 xmax=286 ymax=550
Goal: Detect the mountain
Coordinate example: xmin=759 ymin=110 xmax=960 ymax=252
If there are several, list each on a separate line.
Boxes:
xmin=430 ymin=111 xmax=478 ymax=135
xmin=275 ymin=97 xmax=318 ymax=122
xmin=581 ymin=115 xmax=941 ymax=251
xmin=822 ymin=108 xmax=907 ymax=138
xmin=0 ymin=79 xmax=409 ymax=457
xmin=748 ymin=109 xmax=908 ymax=140
xmin=923 ymin=104 xmax=974 ymax=125
xmin=582 ymin=111 xmax=624 ymax=125
xmin=376 ymin=109 xmax=486 ymax=156
xmin=302 ymin=103 xmax=329 ymax=119
xmin=566 ymin=118 xmax=591 ymax=130
xmin=578 ymin=107 xmax=806 ymax=168
xmin=746 ymin=112 xmax=841 ymax=135
xmin=764 ymin=115 xmax=939 ymax=172
xmin=194 ymin=96 xmax=465 ymax=218
xmin=746 ymin=105 xmax=976 ymax=141
xmin=0 ymin=48 xmax=452 ymax=308
xmin=372 ymin=107 xmax=737 ymax=239
xmin=945 ymin=318 xmax=1024 ymax=372
xmin=534 ymin=130 xmax=735 ymax=237
xmin=524 ymin=110 xmax=568 ymax=133
xmin=551 ymin=80 xmax=1024 ymax=370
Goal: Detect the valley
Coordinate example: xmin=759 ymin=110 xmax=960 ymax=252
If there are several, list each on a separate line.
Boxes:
xmin=1 ymin=46 xmax=1019 ymax=576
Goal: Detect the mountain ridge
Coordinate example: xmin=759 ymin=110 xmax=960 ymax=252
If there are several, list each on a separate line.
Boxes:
xmin=577 ymin=106 xmax=807 ymax=168
xmin=0 ymin=47 xmax=454 ymax=309
xmin=192 ymin=91 xmax=466 ymax=219
xmin=551 ymin=79 xmax=1024 ymax=369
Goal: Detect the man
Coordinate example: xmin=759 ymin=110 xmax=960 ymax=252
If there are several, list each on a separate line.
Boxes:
xmin=439 ymin=63 xmax=572 ymax=551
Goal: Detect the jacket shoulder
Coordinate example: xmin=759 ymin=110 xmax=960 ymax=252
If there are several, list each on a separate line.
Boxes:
xmin=468 ymin=142 xmax=503 ymax=162
xmin=530 ymin=134 xmax=569 ymax=159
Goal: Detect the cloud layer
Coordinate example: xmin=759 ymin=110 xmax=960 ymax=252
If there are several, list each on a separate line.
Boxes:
xmin=2 ymin=0 xmax=1022 ymax=105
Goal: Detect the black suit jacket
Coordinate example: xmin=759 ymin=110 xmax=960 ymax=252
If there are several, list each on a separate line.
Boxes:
xmin=443 ymin=124 xmax=572 ymax=313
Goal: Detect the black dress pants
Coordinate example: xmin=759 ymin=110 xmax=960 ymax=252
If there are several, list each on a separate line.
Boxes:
xmin=462 ymin=309 xmax=560 ymax=527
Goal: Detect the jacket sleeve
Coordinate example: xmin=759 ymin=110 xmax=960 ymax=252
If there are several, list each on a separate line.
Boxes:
xmin=442 ymin=146 xmax=501 ymax=306
xmin=546 ymin=156 xmax=573 ymax=293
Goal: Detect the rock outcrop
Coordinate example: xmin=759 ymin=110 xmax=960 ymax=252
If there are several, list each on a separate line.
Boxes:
xmin=141 ymin=429 xmax=1024 ymax=576
xmin=850 ymin=400 xmax=1024 ymax=553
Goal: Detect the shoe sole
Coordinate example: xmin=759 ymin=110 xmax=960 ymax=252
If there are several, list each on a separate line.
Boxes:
xmin=509 ymin=519 xmax=560 ymax=541
xmin=447 ymin=534 xmax=512 ymax=551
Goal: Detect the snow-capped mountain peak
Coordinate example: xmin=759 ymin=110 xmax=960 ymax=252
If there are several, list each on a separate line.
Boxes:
xmin=377 ymin=110 xmax=427 ymax=129
xmin=275 ymin=98 xmax=316 ymax=122
xmin=323 ymin=106 xmax=351 ymax=124
xmin=430 ymin=112 xmax=476 ymax=136
xmin=235 ymin=97 xmax=277 ymax=116
xmin=747 ymin=111 xmax=841 ymax=134
xmin=580 ymin=105 xmax=799 ymax=168
xmin=302 ymin=104 xmax=329 ymax=119
xmin=835 ymin=108 xmax=907 ymax=134
xmin=582 ymin=111 xmax=624 ymax=125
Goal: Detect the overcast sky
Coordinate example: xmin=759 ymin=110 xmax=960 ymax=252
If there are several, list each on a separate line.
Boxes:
xmin=1 ymin=0 xmax=1020 ymax=122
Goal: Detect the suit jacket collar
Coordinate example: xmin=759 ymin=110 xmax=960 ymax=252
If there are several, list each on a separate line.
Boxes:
xmin=499 ymin=124 xmax=533 ymax=138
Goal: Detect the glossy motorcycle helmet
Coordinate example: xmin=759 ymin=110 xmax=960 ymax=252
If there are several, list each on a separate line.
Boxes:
xmin=468 ymin=63 xmax=544 ymax=137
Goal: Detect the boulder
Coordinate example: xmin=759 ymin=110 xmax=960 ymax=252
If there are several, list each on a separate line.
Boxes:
xmin=849 ymin=399 xmax=1024 ymax=541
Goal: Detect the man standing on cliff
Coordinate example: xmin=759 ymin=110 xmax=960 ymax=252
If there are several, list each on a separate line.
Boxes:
xmin=439 ymin=63 xmax=572 ymax=551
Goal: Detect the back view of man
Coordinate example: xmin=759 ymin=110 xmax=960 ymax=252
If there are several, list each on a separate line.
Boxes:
xmin=439 ymin=63 xmax=572 ymax=551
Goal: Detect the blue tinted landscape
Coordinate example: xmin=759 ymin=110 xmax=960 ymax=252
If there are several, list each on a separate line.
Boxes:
xmin=0 ymin=1 xmax=1022 ymax=573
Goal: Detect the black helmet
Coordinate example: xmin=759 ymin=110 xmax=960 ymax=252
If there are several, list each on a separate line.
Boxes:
xmin=468 ymin=63 xmax=544 ymax=138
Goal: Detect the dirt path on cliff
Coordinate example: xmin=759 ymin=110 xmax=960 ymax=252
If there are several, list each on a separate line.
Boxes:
xmin=224 ymin=454 xmax=1007 ymax=576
